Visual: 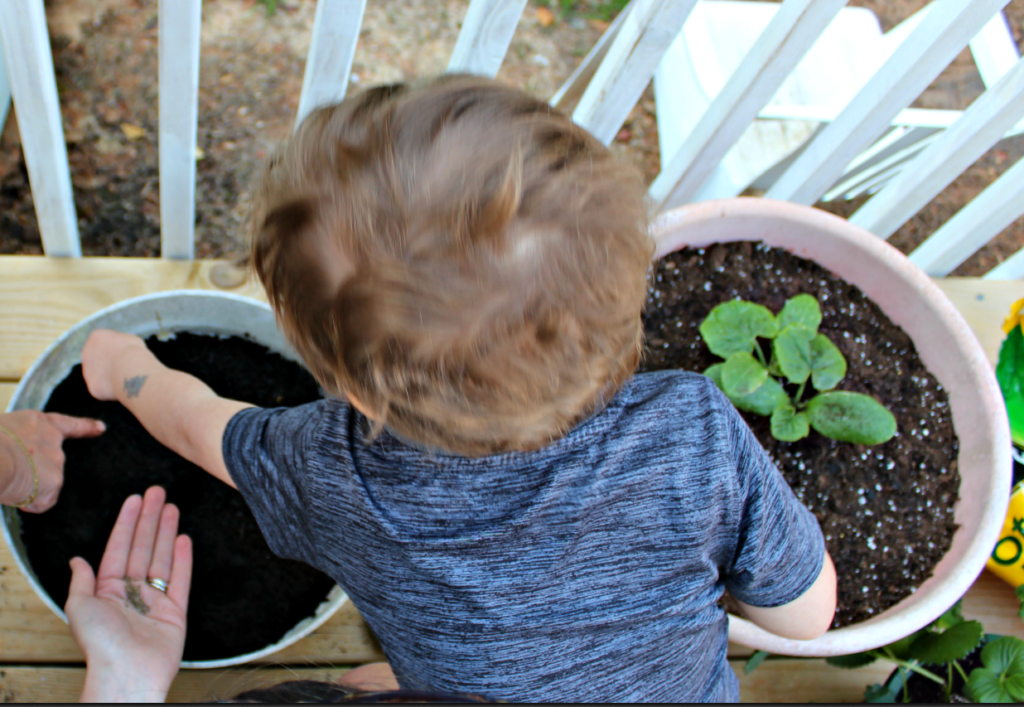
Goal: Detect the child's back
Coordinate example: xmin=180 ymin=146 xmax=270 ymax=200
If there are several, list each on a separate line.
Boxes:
xmin=83 ymin=75 xmax=835 ymax=702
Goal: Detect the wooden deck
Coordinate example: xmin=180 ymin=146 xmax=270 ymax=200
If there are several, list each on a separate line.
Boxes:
xmin=0 ymin=255 xmax=1022 ymax=702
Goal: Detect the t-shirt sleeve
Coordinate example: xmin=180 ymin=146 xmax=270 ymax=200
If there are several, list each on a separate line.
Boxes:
xmin=222 ymin=402 xmax=328 ymax=567
xmin=718 ymin=392 xmax=827 ymax=608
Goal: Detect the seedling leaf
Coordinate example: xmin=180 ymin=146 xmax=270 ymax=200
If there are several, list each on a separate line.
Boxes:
xmin=744 ymin=650 xmax=770 ymax=675
xmin=806 ymin=392 xmax=897 ymax=445
xmin=907 ymin=620 xmax=983 ymax=664
xmin=810 ymin=334 xmax=847 ymax=391
xmin=722 ymin=352 xmax=768 ymax=398
xmin=771 ymin=405 xmax=810 ymax=442
xmin=773 ymin=324 xmax=814 ymax=384
xmin=826 ymin=652 xmax=878 ymax=669
xmin=700 ymin=301 xmax=778 ymax=358
xmin=730 ymin=376 xmax=791 ymax=416
xmin=779 ymin=293 xmax=822 ymax=334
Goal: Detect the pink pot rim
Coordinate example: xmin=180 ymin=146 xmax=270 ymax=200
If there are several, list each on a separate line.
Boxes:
xmin=650 ymin=198 xmax=1012 ymax=656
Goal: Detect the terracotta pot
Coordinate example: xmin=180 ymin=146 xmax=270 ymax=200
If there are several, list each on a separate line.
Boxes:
xmin=651 ymin=198 xmax=1011 ymax=657
xmin=3 ymin=291 xmax=348 ymax=669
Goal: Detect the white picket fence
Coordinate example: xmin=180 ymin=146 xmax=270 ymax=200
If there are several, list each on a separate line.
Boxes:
xmin=0 ymin=0 xmax=1022 ymax=278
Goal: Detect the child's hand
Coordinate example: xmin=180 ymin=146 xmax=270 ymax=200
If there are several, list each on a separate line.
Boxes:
xmin=82 ymin=330 xmax=150 ymax=401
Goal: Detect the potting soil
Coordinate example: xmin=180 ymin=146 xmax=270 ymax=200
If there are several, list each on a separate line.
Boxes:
xmin=640 ymin=241 xmax=960 ymax=628
xmin=20 ymin=333 xmax=337 ymax=661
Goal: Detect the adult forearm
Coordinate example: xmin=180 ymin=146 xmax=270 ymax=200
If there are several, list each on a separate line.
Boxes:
xmin=80 ymin=664 xmax=171 ymax=703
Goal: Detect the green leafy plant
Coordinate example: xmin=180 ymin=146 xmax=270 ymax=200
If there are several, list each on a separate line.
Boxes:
xmin=996 ymin=302 xmax=1024 ymax=447
xmin=699 ymin=294 xmax=896 ymax=445
xmin=821 ymin=600 xmax=1024 ymax=703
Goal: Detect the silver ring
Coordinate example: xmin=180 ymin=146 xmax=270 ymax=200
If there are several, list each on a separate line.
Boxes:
xmin=147 ymin=577 xmax=168 ymax=593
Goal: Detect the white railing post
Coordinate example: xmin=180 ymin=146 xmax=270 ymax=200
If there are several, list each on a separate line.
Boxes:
xmin=295 ymin=0 xmax=366 ymax=128
xmin=850 ymin=56 xmax=1024 ymax=241
xmin=572 ymin=0 xmax=698 ymax=145
xmin=448 ymin=0 xmax=528 ymax=78
xmin=0 ymin=0 xmax=80 ymax=257
xmin=158 ymin=0 xmax=201 ymax=261
xmin=765 ymin=0 xmax=1011 ymax=205
xmin=648 ymin=0 xmax=847 ymax=212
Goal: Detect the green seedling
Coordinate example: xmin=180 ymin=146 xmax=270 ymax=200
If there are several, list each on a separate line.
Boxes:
xmin=699 ymin=294 xmax=896 ymax=445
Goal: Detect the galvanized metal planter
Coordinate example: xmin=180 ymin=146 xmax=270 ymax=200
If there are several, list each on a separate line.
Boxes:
xmin=3 ymin=290 xmax=348 ymax=669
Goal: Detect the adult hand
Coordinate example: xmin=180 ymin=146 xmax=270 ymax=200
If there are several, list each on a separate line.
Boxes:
xmin=0 ymin=410 xmax=105 ymax=513
xmin=81 ymin=329 xmax=150 ymax=402
xmin=66 ymin=486 xmax=192 ymax=704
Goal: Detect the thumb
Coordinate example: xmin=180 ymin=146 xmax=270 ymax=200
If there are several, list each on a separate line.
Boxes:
xmin=68 ymin=557 xmax=96 ymax=599
xmin=44 ymin=413 xmax=106 ymax=440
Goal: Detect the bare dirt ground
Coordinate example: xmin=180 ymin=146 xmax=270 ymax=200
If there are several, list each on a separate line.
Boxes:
xmin=0 ymin=0 xmax=1022 ymax=275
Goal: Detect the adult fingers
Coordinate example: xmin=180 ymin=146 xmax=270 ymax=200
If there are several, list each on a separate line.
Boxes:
xmin=126 ymin=486 xmax=166 ymax=579
xmin=167 ymin=534 xmax=192 ymax=611
xmin=67 ymin=557 xmax=96 ymax=599
xmin=96 ymin=494 xmax=143 ymax=581
xmin=43 ymin=413 xmax=106 ymax=440
xmin=148 ymin=503 xmax=179 ymax=585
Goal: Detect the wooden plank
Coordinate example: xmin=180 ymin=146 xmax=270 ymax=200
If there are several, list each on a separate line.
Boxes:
xmin=295 ymin=0 xmax=366 ymax=128
xmin=0 ymin=666 xmax=355 ymax=703
xmin=735 ymin=658 xmax=892 ymax=703
xmin=648 ymin=0 xmax=847 ymax=211
xmin=850 ymin=55 xmax=1024 ymax=240
xmin=962 ymin=570 xmax=1024 ymax=639
xmin=934 ymin=278 xmax=1023 ymax=366
xmin=447 ymin=0 xmax=527 ymax=78
xmin=765 ymin=0 xmax=1010 ymax=206
xmin=0 ymin=532 xmax=384 ymax=663
xmin=158 ymin=0 xmax=202 ymax=261
xmin=0 ymin=258 xmax=1017 ymax=378
xmin=0 ymin=0 xmax=79 ymax=257
xmin=970 ymin=11 xmax=1020 ymax=89
xmin=571 ymin=0 xmax=698 ymax=145
xmin=1 ymin=383 xmax=12 ymax=411
xmin=0 ymin=257 xmax=265 ymax=381
xmin=909 ymin=152 xmax=1024 ymax=277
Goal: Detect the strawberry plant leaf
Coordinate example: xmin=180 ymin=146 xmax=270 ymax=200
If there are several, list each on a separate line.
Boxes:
xmin=722 ymin=352 xmax=768 ymax=398
xmin=996 ymin=326 xmax=1024 ymax=448
xmin=933 ymin=600 xmax=964 ymax=631
xmin=826 ymin=652 xmax=878 ymax=669
xmin=773 ymin=324 xmax=814 ymax=384
xmin=744 ymin=650 xmax=770 ymax=674
xmin=810 ymin=334 xmax=847 ymax=391
xmin=770 ymin=405 xmax=810 ymax=442
xmin=700 ymin=301 xmax=778 ymax=359
xmin=779 ymin=293 xmax=822 ymax=334
xmin=1015 ymin=585 xmax=1024 ymax=621
xmin=981 ymin=636 xmax=1024 ymax=676
xmin=806 ymin=391 xmax=897 ymax=445
xmin=907 ymin=620 xmax=983 ymax=664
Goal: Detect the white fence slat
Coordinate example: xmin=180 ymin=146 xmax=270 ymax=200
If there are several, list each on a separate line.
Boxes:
xmin=648 ymin=0 xmax=846 ymax=211
xmin=0 ymin=0 xmax=80 ymax=257
xmin=550 ymin=2 xmax=629 ymax=112
xmin=765 ymin=0 xmax=1011 ymax=206
xmin=0 ymin=25 xmax=10 ymax=135
xmin=984 ymin=247 xmax=1024 ymax=279
xmin=850 ymin=56 xmax=1024 ymax=240
xmin=970 ymin=11 xmax=1020 ymax=89
xmin=571 ymin=0 xmax=698 ymax=145
xmin=295 ymin=0 xmax=366 ymax=128
xmin=909 ymin=154 xmax=1024 ymax=276
xmin=448 ymin=0 xmax=528 ymax=78
xmin=158 ymin=0 xmax=201 ymax=261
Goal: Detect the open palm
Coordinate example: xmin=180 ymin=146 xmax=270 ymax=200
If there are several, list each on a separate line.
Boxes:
xmin=65 ymin=487 xmax=192 ymax=703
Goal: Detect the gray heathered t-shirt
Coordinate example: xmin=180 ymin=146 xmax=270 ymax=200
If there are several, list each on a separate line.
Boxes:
xmin=223 ymin=370 xmax=825 ymax=703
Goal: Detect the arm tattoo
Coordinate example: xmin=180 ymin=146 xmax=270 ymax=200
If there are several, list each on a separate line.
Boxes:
xmin=123 ymin=375 xmax=148 ymax=399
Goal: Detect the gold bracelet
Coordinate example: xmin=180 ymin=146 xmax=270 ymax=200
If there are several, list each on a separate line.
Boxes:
xmin=0 ymin=424 xmax=39 ymax=508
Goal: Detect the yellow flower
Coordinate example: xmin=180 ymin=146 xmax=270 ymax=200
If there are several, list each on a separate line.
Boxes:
xmin=1004 ymin=298 xmax=1024 ymax=335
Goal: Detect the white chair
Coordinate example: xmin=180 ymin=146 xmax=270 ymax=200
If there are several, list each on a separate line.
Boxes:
xmin=651 ymin=0 xmax=1023 ymax=209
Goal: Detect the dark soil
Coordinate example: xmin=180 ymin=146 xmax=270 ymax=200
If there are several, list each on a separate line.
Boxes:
xmin=640 ymin=241 xmax=960 ymax=628
xmin=900 ymin=646 xmax=983 ymax=703
xmin=17 ymin=333 xmax=335 ymax=662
